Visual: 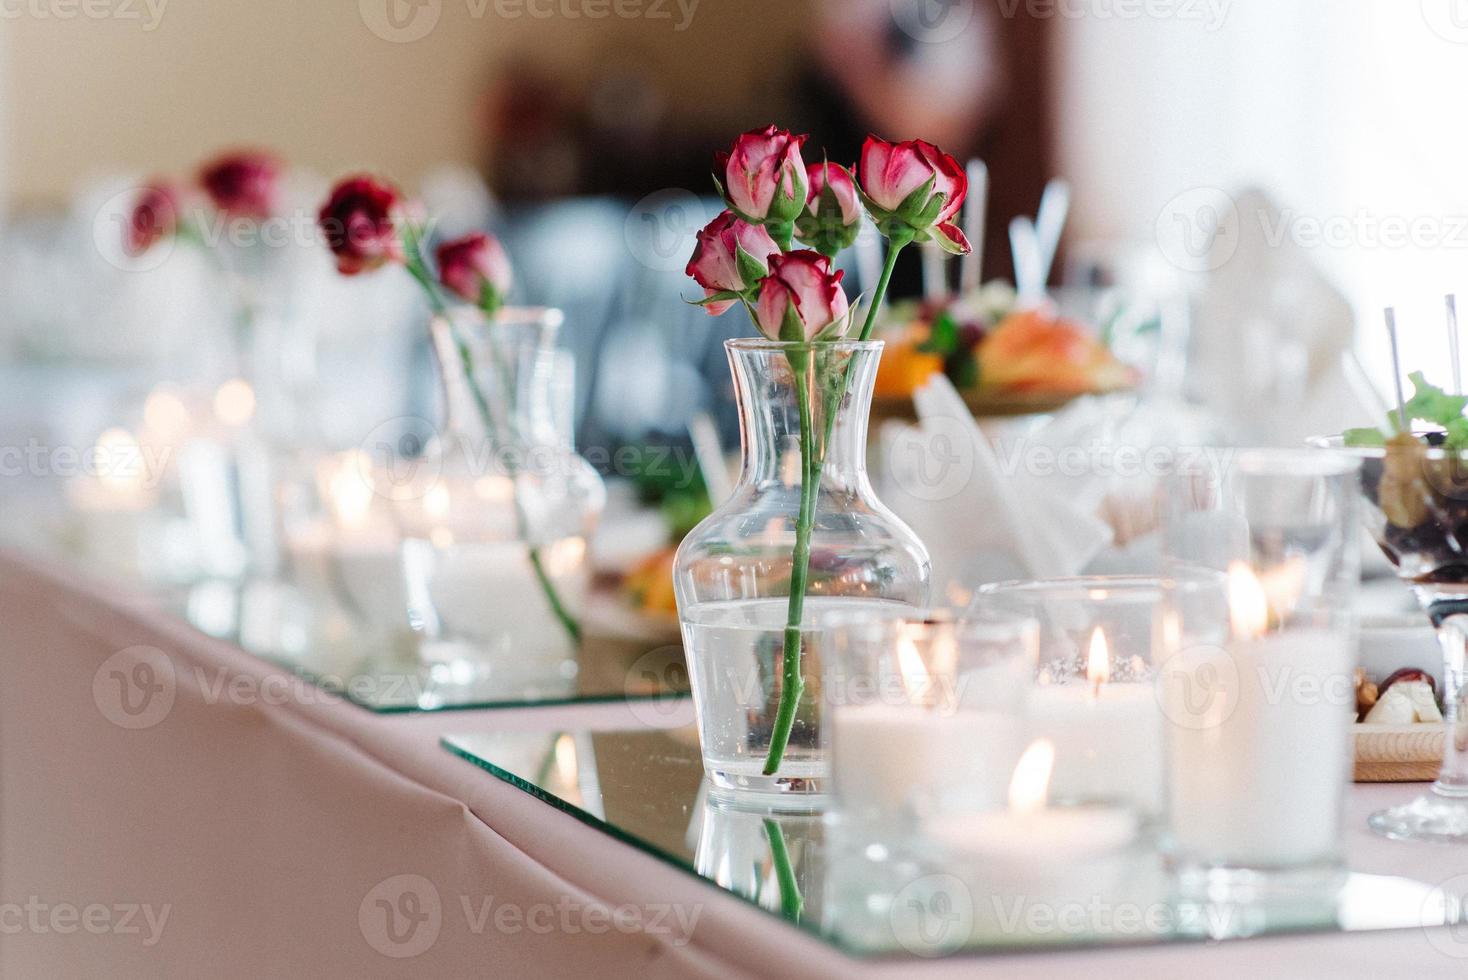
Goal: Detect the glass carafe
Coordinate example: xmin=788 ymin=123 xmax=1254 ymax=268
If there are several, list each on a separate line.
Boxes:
xmin=673 ymin=338 xmax=930 ymax=802
xmin=390 ymin=307 xmax=604 ymax=700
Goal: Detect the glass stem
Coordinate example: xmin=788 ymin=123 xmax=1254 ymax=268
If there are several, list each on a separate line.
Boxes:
xmin=1435 ymin=614 xmax=1468 ymax=797
xmin=764 ymin=349 xmax=816 ymax=775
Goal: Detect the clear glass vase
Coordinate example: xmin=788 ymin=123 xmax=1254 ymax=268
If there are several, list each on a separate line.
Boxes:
xmin=388 ymin=307 xmax=605 ymax=701
xmin=673 ymin=338 xmax=931 ymax=803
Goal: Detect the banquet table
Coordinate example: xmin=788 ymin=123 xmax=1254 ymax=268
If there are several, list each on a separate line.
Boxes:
xmin=3 ymin=548 xmax=1468 ymax=979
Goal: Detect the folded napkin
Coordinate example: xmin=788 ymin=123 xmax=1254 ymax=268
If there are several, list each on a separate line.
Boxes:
xmin=879 ymin=375 xmax=1114 ymax=591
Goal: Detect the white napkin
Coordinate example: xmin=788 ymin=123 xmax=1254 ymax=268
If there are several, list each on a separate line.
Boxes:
xmin=1190 ymin=186 xmax=1372 ymax=444
xmin=879 ymin=375 xmax=1114 ymax=591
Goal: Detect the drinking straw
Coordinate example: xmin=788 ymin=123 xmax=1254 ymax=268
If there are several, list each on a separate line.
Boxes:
xmin=1385 ymin=307 xmax=1408 ymax=429
xmin=1448 ymin=294 xmax=1462 ymax=394
xmin=688 ymin=411 xmax=733 ymax=506
xmin=959 ymin=159 xmax=989 ymax=294
xmin=1009 ymin=217 xmax=1042 ymax=304
xmin=1033 ymin=178 xmax=1071 ymax=290
xmin=921 ymin=242 xmax=948 ymax=303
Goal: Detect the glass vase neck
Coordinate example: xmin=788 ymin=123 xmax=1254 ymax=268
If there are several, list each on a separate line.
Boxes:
xmin=725 ymin=338 xmax=882 ymax=493
xmin=430 ymin=307 xmax=566 ymax=449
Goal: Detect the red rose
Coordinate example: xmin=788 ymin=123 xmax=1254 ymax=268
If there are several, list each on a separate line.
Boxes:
xmin=435 ymin=232 xmax=513 ymax=309
xmin=318 ymin=175 xmax=403 ymax=275
xmin=858 ymin=136 xmax=970 ymax=253
xmin=125 ymin=180 xmax=182 ymax=256
xmin=199 ymin=150 xmax=280 ymax=219
xmin=717 ymin=125 xmax=809 ymax=226
xmin=754 ymin=250 xmax=852 ymax=342
xmin=685 ymin=211 xmax=780 ymax=316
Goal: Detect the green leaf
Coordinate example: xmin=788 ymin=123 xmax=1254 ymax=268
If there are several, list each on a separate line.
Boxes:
xmin=1393 ymin=371 xmax=1468 ymax=431
xmin=1342 ymin=427 xmax=1387 ymax=448
xmin=734 ymin=243 xmax=768 ymax=288
xmin=918 ymin=310 xmax=960 ymax=357
xmin=778 ymin=302 xmax=807 ymax=343
xmin=894 ymin=175 xmax=937 ymax=225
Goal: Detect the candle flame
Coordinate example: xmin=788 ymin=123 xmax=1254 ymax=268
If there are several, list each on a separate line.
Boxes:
xmin=896 ymin=637 xmax=932 ymax=702
xmin=1228 ymin=561 xmax=1270 ymax=638
xmin=424 ymin=483 xmax=452 ymax=522
xmin=327 ymin=453 xmax=375 ymax=530
xmin=213 ymin=379 xmax=256 ymax=427
xmin=95 ymin=428 xmax=145 ymax=493
xmin=1008 ymin=738 xmax=1055 ymax=814
xmin=1086 ymin=627 xmax=1110 ymax=693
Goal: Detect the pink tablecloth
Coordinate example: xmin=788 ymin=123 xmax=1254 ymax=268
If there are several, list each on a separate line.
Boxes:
xmin=3 ymin=549 xmax=1468 ymax=979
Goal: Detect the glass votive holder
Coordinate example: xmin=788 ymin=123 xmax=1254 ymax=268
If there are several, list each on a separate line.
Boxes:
xmin=975 ymin=576 xmax=1167 ymax=820
xmin=821 ymin=608 xmax=1038 ymax=830
xmin=1159 ymin=448 xmax=1360 ymax=896
xmin=276 ymin=449 xmax=407 ymax=636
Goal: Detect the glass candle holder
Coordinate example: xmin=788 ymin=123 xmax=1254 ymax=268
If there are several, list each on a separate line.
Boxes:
xmin=975 ymin=577 xmax=1167 ymax=820
xmin=1158 ymin=449 xmax=1359 ymax=896
xmin=822 ymin=608 xmax=1037 ymax=829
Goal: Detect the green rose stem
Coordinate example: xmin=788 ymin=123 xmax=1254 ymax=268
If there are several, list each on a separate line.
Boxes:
xmin=761 ymin=230 xmax=912 ymax=777
xmin=401 ymin=226 xmax=583 ymax=646
xmin=763 ymin=817 xmax=804 ymax=923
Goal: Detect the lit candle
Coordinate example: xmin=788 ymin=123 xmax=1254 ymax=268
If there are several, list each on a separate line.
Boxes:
xmin=1161 ymin=562 xmax=1354 ymax=867
xmin=926 ymin=738 xmax=1138 ymax=866
xmin=1027 ymin=627 xmax=1164 ymax=814
xmin=831 ymin=635 xmax=1027 ymax=820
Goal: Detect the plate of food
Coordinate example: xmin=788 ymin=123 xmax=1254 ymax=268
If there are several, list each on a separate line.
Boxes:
xmin=872 ymin=284 xmax=1141 ymax=421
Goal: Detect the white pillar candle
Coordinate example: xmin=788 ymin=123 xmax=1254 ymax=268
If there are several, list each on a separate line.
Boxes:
xmin=1162 ymin=563 xmax=1354 ymax=866
xmin=831 ymin=704 xmax=1025 ymax=818
xmin=1027 ymin=628 xmax=1164 ymax=814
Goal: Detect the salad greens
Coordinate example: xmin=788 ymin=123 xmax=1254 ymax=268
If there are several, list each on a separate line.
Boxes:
xmin=1345 ymin=371 xmax=1468 ymax=450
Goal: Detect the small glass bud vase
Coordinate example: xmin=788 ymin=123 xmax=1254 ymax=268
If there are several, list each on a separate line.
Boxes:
xmin=673 ymin=338 xmax=931 ymax=802
xmin=386 ymin=307 xmax=605 ymax=700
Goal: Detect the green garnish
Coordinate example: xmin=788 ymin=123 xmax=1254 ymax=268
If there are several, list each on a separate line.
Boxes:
xmin=1350 ymin=372 xmax=1468 ymax=450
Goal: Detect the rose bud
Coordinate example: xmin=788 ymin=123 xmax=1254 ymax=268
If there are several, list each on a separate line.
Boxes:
xmin=318 ymin=175 xmax=404 ymax=275
xmin=126 ymin=179 xmax=187 ymax=256
xmin=858 ymin=135 xmax=970 ymax=253
xmin=715 ymin=125 xmax=809 ymax=232
xmin=686 ymin=211 xmax=780 ymax=316
xmin=796 ymin=162 xmax=862 ymax=256
xmin=436 ymin=232 xmax=514 ymax=312
xmin=754 ymin=250 xmax=853 ymax=342
xmin=199 ymin=150 xmax=280 ymax=219
xmin=125 ymin=180 xmax=183 ymax=256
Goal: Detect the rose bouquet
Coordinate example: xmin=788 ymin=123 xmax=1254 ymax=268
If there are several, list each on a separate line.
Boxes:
xmin=316 ymin=174 xmax=583 ymax=645
xmin=683 ymin=126 xmax=969 ymax=778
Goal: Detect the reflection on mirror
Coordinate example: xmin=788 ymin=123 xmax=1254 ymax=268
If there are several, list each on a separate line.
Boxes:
xmin=444 ymin=727 xmax=1461 ymax=958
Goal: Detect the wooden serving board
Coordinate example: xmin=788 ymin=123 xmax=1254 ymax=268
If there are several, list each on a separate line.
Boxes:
xmin=1353 ymin=723 xmax=1446 ymax=782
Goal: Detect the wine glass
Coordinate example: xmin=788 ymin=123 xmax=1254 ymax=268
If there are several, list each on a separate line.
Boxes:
xmin=1314 ymin=434 xmax=1468 ymax=841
